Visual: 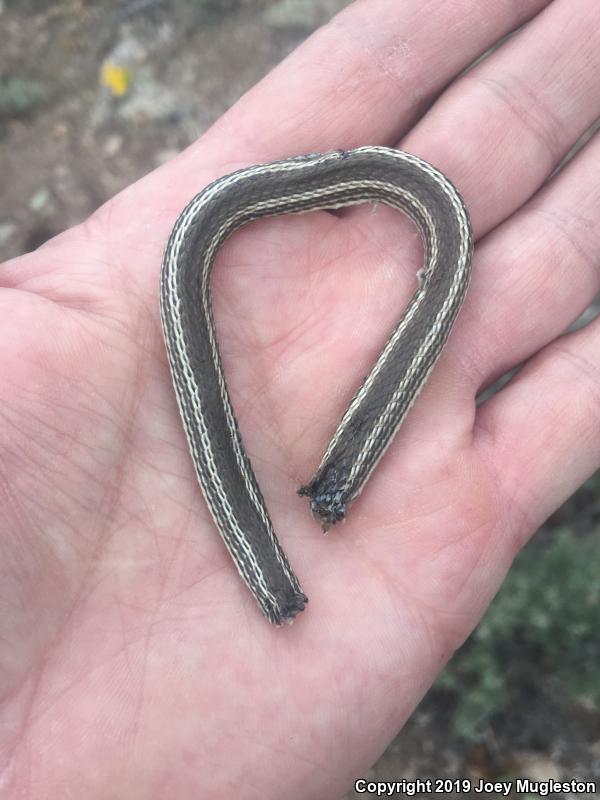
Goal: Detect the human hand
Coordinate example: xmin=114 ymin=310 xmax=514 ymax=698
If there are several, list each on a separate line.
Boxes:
xmin=1 ymin=0 xmax=599 ymax=797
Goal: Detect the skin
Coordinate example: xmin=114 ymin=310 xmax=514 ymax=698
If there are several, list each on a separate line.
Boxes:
xmin=1 ymin=0 xmax=600 ymax=796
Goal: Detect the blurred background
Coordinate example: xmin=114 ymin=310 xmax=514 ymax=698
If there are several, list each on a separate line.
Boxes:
xmin=1 ymin=1 xmax=598 ymax=796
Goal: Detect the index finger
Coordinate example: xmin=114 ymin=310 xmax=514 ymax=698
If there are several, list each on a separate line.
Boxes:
xmin=204 ymin=0 xmax=553 ymax=163
xmin=118 ymin=0 xmax=553 ymax=223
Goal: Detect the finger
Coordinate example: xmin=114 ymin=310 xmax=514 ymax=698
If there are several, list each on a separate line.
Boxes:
xmin=25 ymin=0 xmax=552 ymax=305
xmin=337 ymin=0 xmax=600 ymax=395
xmin=454 ymin=129 xmax=600 ymax=392
xmin=371 ymin=0 xmax=600 ymax=425
xmin=113 ymin=0 xmax=552 ymax=221
xmin=474 ymin=317 xmax=600 ymax=544
xmin=398 ymin=0 xmax=600 ymax=236
xmin=208 ymin=0 xmax=551 ymax=161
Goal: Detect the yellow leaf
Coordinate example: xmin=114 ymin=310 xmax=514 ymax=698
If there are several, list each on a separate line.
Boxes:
xmin=100 ymin=63 xmax=132 ymax=97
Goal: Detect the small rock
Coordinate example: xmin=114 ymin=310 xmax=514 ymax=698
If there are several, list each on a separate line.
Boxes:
xmin=154 ymin=148 xmax=179 ymax=165
xmin=0 ymin=221 xmax=16 ymax=245
xmin=104 ymin=133 xmax=124 ymax=156
xmin=28 ymin=187 xmax=51 ymax=213
xmin=512 ymin=751 xmax=562 ymax=781
xmin=265 ymin=0 xmax=345 ymax=28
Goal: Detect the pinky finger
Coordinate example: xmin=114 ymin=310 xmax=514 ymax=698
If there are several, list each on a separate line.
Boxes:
xmin=474 ymin=316 xmax=600 ymax=546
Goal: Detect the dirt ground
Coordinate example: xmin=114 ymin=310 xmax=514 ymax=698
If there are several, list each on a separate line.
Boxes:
xmin=0 ymin=0 xmax=348 ymax=259
xmin=1 ymin=2 xmax=598 ymax=798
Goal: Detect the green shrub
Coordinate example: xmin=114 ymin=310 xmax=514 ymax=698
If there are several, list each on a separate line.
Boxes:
xmin=0 ymin=76 xmax=46 ymax=119
xmin=437 ymin=526 xmax=600 ymax=741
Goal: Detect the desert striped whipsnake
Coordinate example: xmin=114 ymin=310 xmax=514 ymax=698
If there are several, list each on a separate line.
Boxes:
xmin=160 ymin=146 xmax=472 ymax=625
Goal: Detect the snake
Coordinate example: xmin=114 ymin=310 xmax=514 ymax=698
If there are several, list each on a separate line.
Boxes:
xmin=160 ymin=145 xmax=473 ymax=626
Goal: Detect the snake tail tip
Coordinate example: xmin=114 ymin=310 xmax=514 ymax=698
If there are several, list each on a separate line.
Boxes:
xmin=297 ymin=475 xmax=348 ymax=531
xmin=274 ymin=592 xmax=309 ymax=626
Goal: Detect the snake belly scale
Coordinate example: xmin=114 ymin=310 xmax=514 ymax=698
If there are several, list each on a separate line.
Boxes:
xmin=160 ymin=145 xmax=472 ymax=625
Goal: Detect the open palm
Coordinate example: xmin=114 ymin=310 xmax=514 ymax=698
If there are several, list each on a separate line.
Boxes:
xmin=1 ymin=1 xmax=599 ymax=797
